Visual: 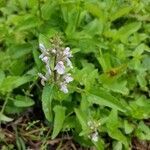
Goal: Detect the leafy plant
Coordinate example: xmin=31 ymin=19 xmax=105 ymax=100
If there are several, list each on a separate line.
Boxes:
xmin=0 ymin=0 xmax=150 ymax=149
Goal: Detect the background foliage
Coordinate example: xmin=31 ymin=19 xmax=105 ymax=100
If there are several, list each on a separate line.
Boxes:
xmin=0 ymin=0 xmax=150 ymax=149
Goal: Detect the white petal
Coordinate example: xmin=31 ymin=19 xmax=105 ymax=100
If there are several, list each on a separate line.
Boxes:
xmin=38 ymin=73 xmax=47 ymax=81
xmin=91 ymin=132 xmax=99 ymax=142
xmin=39 ymin=53 xmax=45 ymax=59
xmin=60 ymin=83 xmax=68 ymax=93
xmin=39 ymin=43 xmax=49 ymax=55
xmin=42 ymin=56 xmax=49 ymax=63
xmin=46 ymin=64 xmax=51 ymax=75
xmin=63 ymin=47 xmax=72 ymax=58
xmin=66 ymin=58 xmax=73 ymax=68
xmin=54 ymin=61 xmax=65 ymax=75
xmin=39 ymin=43 xmax=46 ymax=52
xmin=64 ymin=74 xmax=73 ymax=83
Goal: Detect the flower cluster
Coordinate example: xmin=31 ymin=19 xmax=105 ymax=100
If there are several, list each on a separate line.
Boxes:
xmin=87 ymin=120 xmax=101 ymax=142
xmin=38 ymin=36 xmax=73 ymax=93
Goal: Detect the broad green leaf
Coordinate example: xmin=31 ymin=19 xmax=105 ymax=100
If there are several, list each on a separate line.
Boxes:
xmin=9 ymin=59 xmax=25 ymax=75
xmin=65 ymin=8 xmax=79 ymax=36
xmin=93 ymin=139 xmax=104 ymax=150
xmin=42 ymin=84 xmax=54 ymax=122
xmin=116 ymin=22 xmax=142 ymax=43
xmin=32 ymin=47 xmax=43 ymax=70
xmin=0 ymin=76 xmax=33 ymax=93
xmin=124 ymin=120 xmax=134 ymax=134
xmin=106 ymin=110 xmax=128 ymax=146
xmin=41 ymin=0 xmax=57 ymax=20
xmin=87 ymin=88 xmax=126 ymax=112
xmin=16 ymin=15 xmax=40 ymax=31
xmin=137 ymin=74 xmax=147 ymax=91
xmin=14 ymin=95 xmax=35 ymax=107
xmin=51 ymin=105 xmax=66 ymax=139
xmin=74 ymin=108 xmax=88 ymax=130
xmin=9 ymin=44 xmax=32 ymax=59
xmin=129 ymin=96 xmax=150 ymax=119
xmin=0 ymin=70 xmax=5 ymax=86
xmin=143 ymin=55 xmax=150 ymax=70
xmin=104 ymin=80 xmax=129 ymax=95
xmin=97 ymin=51 xmax=111 ymax=72
xmin=135 ymin=121 xmax=150 ymax=140
xmin=107 ymin=109 xmax=119 ymax=129
xmin=113 ymin=142 xmax=122 ymax=150
xmin=85 ymin=2 xmax=105 ymax=23
xmin=111 ymin=6 xmax=131 ymax=21
xmin=83 ymin=19 xmax=103 ymax=36
xmin=0 ymin=113 xmax=13 ymax=122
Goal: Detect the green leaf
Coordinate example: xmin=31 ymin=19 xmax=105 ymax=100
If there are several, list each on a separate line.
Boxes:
xmin=0 ymin=70 xmax=5 ymax=86
xmin=113 ymin=142 xmax=122 ymax=150
xmin=0 ymin=76 xmax=33 ymax=93
xmin=83 ymin=19 xmax=103 ymax=36
xmin=16 ymin=15 xmax=40 ymax=31
xmin=93 ymin=139 xmax=104 ymax=150
xmin=85 ymin=2 xmax=105 ymax=23
xmin=9 ymin=44 xmax=32 ymax=59
xmin=124 ymin=120 xmax=134 ymax=134
xmin=135 ymin=121 xmax=150 ymax=140
xmin=65 ymin=8 xmax=80 ymax=36
xmin=41 ymin=1 xmax=57 ymax=20
xmin=42 ymin=84 xmax=54 ymax=122
xmin=106 ymin=110 xmax=128 ymax=146
xmin=104 ymin=80 xmax=129 ymax=95
xmin=111 ymin=6 xmax=131 ymax=21
xmin=0 ymin=113 xmax=13 ymax=122
xmin=87 ymin=88 xmax=126 ymax=112
xmin=51 ymin=105 xmax=66 ymax=139
xmin=14 ymin=95 xmax=35 ymax=107
xmin=74 ymin=108 xmax=88 ymax=130
xmin=116 ymin=22 xmax=142 ymax=43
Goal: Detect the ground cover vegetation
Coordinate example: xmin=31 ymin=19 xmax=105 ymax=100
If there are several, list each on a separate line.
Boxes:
xmin=0 ymin=0 xmax=150 ymax=149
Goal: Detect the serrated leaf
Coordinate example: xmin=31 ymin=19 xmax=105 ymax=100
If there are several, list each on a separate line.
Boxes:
xmin=74 ymin=108 xmax=88 ymax=130
xmin=42 ymin=84 xmax=54 ymax=122
xmin=111 ymin=6 xmax=131 ymax=21
xmin=124 ymin=120 xmax=134 ymax=134
xmin=0 ymin=76 xmax=33 ymax=93
xmin=106 ymin=110 xmax=128 ymax=146
xmin=87 ymin=88 xmax=126 ymax=112
xmin=116 ymin=22 xmax=142 ymax=43
xmin=14 ymin=95 xmax=35 ymax=107
xmin=41 ymin=1 xmax=57 ymax=20
xmin=85 ymin=2 xmax=105 ymax=22
xmin=51 ymin=105 xmax=66 ymax=139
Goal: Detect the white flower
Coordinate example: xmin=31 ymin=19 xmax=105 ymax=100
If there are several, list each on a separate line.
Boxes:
xmin=54 ymin=61 xmax=65 ymax=74
xmin=60 ymin=82 xmax=68 ymax=93
xmin=91 ymin=132 xmax=99 ymax=142
xmin=66 ymin=58 xmax=73 ymax=68
xmin=39 ymin=53 xmax=45 ymax=59
xmin=42 ymin=56 xmax=49 ymax=63
xmin=39 ymin=43 xmax=49 ymax=55
xmin=38 ymin=73 xmax=47 ymax=81
xmin=38 ymin=73 xmax=47 ymax=86
xmin=63 ymin=47 xmax=72 ymax=58
xmin=39 ymin=43 xmax=46 ymax=52
xmin=64 ymin=73 xmax=73 ymax=83
xmin=46 ymin=64 xmax=51 ymax=75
